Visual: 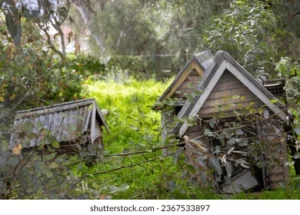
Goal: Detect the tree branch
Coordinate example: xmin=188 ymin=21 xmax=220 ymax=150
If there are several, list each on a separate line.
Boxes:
xmin=0 ymin=90 xmax=30 ymax=120
xmin=290 ymin=11 xmax=300 ymax=20
xmin=37 ymin=22 xmax=65 ymax=60
xmin=63 ymin=153 xmax=175 ymax=198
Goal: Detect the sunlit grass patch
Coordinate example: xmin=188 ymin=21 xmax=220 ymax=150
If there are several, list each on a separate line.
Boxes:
xmin=84 ymin=77 xmax=168 ymax=153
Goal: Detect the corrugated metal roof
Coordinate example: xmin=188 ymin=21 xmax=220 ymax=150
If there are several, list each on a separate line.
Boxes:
xmin=9 ymin=98 xmax=109 ymax=150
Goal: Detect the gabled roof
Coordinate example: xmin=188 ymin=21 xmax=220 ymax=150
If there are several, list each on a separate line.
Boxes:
xmin=153 ymin=50 xmax=214 ymax=109
xmin=175 ymin=51 xmax=288 ymax=136
xmin=9 ymin=98 xmax=109 ymax=150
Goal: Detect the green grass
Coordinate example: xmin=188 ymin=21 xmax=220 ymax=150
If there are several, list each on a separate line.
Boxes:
xmin=84 ymin=77 xmax=166 ymax=153
xmin=81 ymin=77 xmax=300 ymax=199
xmin=82 ymin=77 xmax=190 ymax=199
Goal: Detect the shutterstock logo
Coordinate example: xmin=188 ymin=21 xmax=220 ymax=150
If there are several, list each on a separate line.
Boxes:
xmin=90 ymin=204 xmax=155 ymax=212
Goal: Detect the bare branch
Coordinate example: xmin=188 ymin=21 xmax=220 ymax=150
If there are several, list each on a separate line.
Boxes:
xmin=37 ymin=22 xmax=65 ymax=60
xmin=0 ymin=90 xmax=30 ymax=120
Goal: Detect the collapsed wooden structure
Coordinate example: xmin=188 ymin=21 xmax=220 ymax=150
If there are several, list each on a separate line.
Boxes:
xmin=153 ymin=50 xmax=294 ymax=193
xmin=9 ymin=98 xmax=109 ymax=155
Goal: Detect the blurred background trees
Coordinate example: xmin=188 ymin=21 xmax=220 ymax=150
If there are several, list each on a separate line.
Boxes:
xmin=1 ymin=0 xmax=300 ymax=199
xmin=2 ymin=0 xmax=299 ymax=79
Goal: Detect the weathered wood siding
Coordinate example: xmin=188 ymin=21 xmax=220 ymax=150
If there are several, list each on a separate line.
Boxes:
xmin=93 ymin=119 xmax=103 ymax=146
xmin=172 ymin=69 xmax=201 ymax=99
xmin=166 ymin=60 xmax=204 ymax=99
xmin=198 ymin=71 xmax=263 ymax=117
xmin=260 ymin=115 xmax=289 ymax=189
xmin=162 ymin=69 xmax=202 ymax=145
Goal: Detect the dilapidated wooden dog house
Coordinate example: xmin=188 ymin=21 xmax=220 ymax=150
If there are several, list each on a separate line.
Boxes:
xmin=9 ymin=98 xmax=109 ymax=155
xmin=153 ymin=50 xmax=292 ymax=193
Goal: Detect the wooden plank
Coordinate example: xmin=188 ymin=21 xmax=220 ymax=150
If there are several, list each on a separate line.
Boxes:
xmin=205 ymin=89 xmax=257 ymax=100
xmin=260 ymin=115 xmax=289 ymax=189
xmin=202 ymin=93 xmax=261 ymax=105
xmin=177 ymin=81 xmax=199 ymax=90
xmin=177 ymin=76 xmax=200 ymax=91
xmin=211 ymin=86 xmax=249 ymax=94
xmin=198 ymin=103 xmax=263 ymax=118
xmin=196 ymin=65 xmax=262 ymax=116
xmin=213 ymin=77 xmax=240 ymax=84
xmin=281 ymin=137 xmax=290 ymax=185
xmin=90 ymin=104 xmax=96 ymax=143
xmin=173 ymin=93 xmax=185 ymax=99
xmin=190 ymin=69 xmax=200 ymax=76
xmin=166 ymin=60 xmax=204 ymax=99
xmin=208 ymin=80 xmax=246 ymax=90
xmin=187 ymin=125 xmax=202 ymax=132
xmin=225 ymin=62 xmax=287 ymax=121
xmin=191 ymin=61 xmax=204 ymax=76
xmin=201 ymin=99 xmax=262 ymax=110
xmin=270 ymin=173 xmax=285 ymax=182
xmin=16 ymin=100 xmax=94 ymax=119
xmin=175 ymin=88 xmax=198 ymax=94
xmin=270 ymin=182 xmax=283 ymax=190
xmin=179 ymin=61 xmax=228 ymax=136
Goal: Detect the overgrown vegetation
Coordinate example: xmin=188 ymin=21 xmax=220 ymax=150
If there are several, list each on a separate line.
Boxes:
xmin=1 ymin=0 xmax=300 ymax=199
xmin=77 ymin=79 xmax=300 ymax=199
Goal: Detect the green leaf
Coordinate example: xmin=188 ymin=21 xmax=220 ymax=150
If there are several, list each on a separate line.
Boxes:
xmin=225 ymin=161 xmax=233 ymax=178
xmin=232 ymin=95 xmax=240 ymax=100
xmin=42 ymin=168 xmax=53 ymax=178
xmin=235 ymin=138 xmax=243 ymax=143
xmin=224 ymin=130 xmax=233 ymax=138
xmin=48 ymin=162 xmax=59 ymax=169
xmin=51 ymin=141 xmax=60 ymax=149
xmin=237 ymin=139 xmax=248 ymax=147
xmin=270 ymin=99 xmax=278 ymax=104
xmin=37 ymin=144 xmax=44 ymax=151
xmin=187 ymin=165 xmax=196 ymax=174
xmin=227 ymin=138 xmax=236 ymax=145
xmin=108 ymin=186 xmax=120 ymax=193
xmin=236 ymin=129 xmax=244 ymax=135
xmin=1 ymin=140 xmax=8 ymax=152
xmin=293 ymin=153 xmax=300 ymax=159
xmin=69 ymin=124 xmax=77 ymax=132
xmin=204 ymin=129 xmax=215 ymax=137
xmin=119 ymin=184 xmax=129 ymax=190
xmin=186 ymin=94 xmax=194 ymax=103
xmin=129 ymin=126 xmax=139 ymax=131
xmin=44 ymin=153 xmax=56 ymax=161
xmin=88 ymin=104 xmax=94 ymax=111
xmin=214 ymin=145 xmax=221 ymax=154
xmin=108 ymin=184 xmax=129 ymax=193
xmin=7 ymin=156 xmax=19 ymax=166
xmin=294 ymin=128 xmax=300 ymax=135
xmin=46 ymin=145 xmax=55 ymax=153
xmin=210 ymin=157 xmax=222 ymax=176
